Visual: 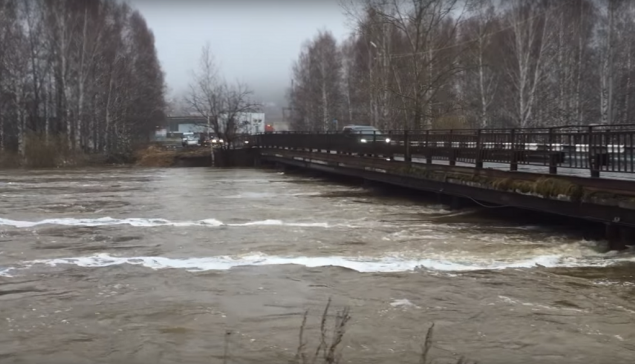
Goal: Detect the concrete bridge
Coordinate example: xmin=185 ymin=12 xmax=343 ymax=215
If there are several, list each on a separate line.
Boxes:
xmin=248 ymin=124 xmax=635 ymax=250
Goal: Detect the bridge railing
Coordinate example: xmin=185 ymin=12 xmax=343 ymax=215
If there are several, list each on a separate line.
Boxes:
xmin=253 ymin=125 xmax=635 ymax=177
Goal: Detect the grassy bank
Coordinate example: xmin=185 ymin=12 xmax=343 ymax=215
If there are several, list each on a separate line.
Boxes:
xmin=135 ymin=145 xmax=212 ymax=167
xmin=0 ymin=134 xmax=204 ymax=169
xmin=0 ymin=135 xmax=105 ymax=169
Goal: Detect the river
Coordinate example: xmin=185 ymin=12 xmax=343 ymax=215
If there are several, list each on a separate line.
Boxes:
xmin=0 ymin=167 xmax=634 ymax=364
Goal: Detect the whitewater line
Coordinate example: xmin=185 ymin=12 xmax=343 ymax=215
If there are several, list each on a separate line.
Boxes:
xmin=4 ymin=252 xmax=631 ymax=276
xmin=0 ymin=217 xmax=330 ymax=229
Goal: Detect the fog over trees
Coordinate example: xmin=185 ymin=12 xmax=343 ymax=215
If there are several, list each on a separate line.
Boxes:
xmin=0 ymin=0 xmax=165 ymax=162
xmin=286 ymin=0 xmax=635 ymax=131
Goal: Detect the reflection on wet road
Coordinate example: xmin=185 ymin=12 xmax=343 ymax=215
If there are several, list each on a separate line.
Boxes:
xmin=1 ymin=168 xmax=634 ymax=363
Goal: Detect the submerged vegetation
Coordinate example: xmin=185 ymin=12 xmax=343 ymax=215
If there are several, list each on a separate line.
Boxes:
xmin=220 ymin=299 xmax=478 ymax=364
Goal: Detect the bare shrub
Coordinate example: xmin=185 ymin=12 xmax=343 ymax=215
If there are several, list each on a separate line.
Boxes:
xmin=290 ymin=299 xmax=477 ymax=364
xmin=0 ymin=150 xmax=21 ymax=169
xmin=0 ymin=133 xmax=90 ymax=169
xmin=293 ymin=298 xmax=351 ymax=364
xmin=24 ymin=133 xmax=75 ymax=168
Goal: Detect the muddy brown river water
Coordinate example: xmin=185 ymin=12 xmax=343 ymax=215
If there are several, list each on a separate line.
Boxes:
xmin=0 ymin=167 xmax=634 ymax=364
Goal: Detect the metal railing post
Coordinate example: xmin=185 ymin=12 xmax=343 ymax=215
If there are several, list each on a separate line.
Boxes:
xmin=425 ymin=130 xmax=432 ymax=164
xmin=389 ymin=130 xmax=395 ymax=161
xmin=548 ymin=127 xmax=557 ymax=174
xmin=589 ymin=126 xmax=600 ymax=178
xmin=510 ymin=128 xmax=517 ymax=171
xmin=449 ymin=129 xmax=456 ymax=166
xmin=475 ymin=129 xmax=483 ymax=169
xmin=404 ymin=130 xmax=412 ymax=162
xmin=373 ymin=131 xmax=378 ymax=158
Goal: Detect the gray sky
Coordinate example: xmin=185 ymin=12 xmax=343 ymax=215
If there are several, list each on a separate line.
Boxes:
xmin=130 ymin=0 xmax=352 ymax=106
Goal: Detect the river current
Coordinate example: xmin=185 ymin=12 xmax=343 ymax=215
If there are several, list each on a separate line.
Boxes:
xmin=0 ymin=168 xmax=634 ymax=363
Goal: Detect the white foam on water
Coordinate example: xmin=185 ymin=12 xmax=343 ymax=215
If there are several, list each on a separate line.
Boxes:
xmin=229 ymin=220 xmax=330 ymax=228
xmin=0 ymin=217 xmax=225 ymax=228
xmin=390 ymin=299 xmax=421 ymax=309
xmin=13 ymin=251 xmax=635 ymax=275
xmin=224 ymin=192 xmax=277 ymax=199
xmin=0 ymin=217 xmax=331 ymax=229
xmin=0 ymin=267 xmax=13 ymax=277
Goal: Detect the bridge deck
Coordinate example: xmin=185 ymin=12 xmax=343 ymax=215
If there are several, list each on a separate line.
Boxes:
xmin=274 ymin=149 xmax=635 ymax=182
xmin=256 ymin=125 xmax=635 ymax=182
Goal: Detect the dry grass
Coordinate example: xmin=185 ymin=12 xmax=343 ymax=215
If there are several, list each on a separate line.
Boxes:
xmin=134 ymin=145 xmax=178 ymax=167
xmin=0 ymin=150 xmax=21 ymax=168
xmin=293 ymin=298 xmax=351 ymax=364
xmin=0 ymin=133 xmax=89 ymax=169
xmin=282 ymin=299 xmax=477 ymax=364
xmin=134 ymin=144 xmax=212 ymax=167
xmin=1 ymin=140 xmax=212 ymax=169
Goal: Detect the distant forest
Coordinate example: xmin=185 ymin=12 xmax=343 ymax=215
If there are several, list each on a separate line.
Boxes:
xmin=287 ymin=0 xmax=635 ymax=132
xmin=0 ymin=0 xmax=165 ymax=162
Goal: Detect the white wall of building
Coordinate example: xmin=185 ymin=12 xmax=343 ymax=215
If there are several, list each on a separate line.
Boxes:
xmin=172 ymin=113 xmax=268 ymax=135
xmin=218 ymin=112 xmax=266 ymax=135
xmin=177 ymin=123 xmax=208 ymax=133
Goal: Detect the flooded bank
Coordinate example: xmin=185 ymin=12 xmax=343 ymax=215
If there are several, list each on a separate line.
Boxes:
xmin=0 ymin=168 xmax=634 ymax=363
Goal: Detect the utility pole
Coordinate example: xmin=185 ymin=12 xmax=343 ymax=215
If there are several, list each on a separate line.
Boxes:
xmin=207 ymin=112 xmax=215 ymax=167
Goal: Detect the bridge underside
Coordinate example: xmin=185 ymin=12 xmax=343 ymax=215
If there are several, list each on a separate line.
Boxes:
xmin=258 ymin=149 xmax=635 ymax=249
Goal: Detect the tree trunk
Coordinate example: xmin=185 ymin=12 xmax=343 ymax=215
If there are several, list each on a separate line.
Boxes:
xmin=601 ymin=1 xmax=615 ymax=125
xmin=623 ymin=33 xmax=632 ymax=125
xmin=76 ymin=7 xmax=89 ymax=151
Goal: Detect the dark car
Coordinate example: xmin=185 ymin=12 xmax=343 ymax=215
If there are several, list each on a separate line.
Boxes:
xmin=342 ymin=125 xmax=391 ymax=144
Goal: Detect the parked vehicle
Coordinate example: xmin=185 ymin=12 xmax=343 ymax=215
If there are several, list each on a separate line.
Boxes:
xmin=342 ymin=125 xmax=391 ymax=144
xmin=181 ymin=132 xmax=199 ymax=147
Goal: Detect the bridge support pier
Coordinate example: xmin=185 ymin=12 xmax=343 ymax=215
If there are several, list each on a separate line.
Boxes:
xmin=274 ymin=162 xmax=287 ymax=173
xmin=450 ymin=195 xmax=463 ymax=210
xmin=620 ymin=226 xmax=635 ymax=250
xmin=605 ymin=223 xmax=631 ymax=251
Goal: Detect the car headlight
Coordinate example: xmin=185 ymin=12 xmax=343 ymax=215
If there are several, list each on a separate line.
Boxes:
xmin=212 ymin=139 xmax=218 ymax=143
xmin=385 ymin=138 xmax=391 ymax=143
xmin=219 ymin=139 xmax=224 ymax=143
xmin=360 ymin=138 xmax=367 ymax=143
xmin=245 ymin=140 xmax=249 ymax=144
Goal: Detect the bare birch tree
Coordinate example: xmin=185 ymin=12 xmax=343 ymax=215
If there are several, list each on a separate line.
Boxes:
xmin=186 ymin=43 xmax=259 ymax=145
xmin=0 ymin=0 xmax=166 ymax=166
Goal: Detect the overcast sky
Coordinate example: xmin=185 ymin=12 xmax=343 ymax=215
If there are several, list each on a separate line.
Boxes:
xmin=129 ymin=0 xmax=352 ymax=106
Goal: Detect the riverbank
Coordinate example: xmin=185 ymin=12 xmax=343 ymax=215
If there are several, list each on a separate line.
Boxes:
xmin=134 ymin=145 xmax=213 ymax=167
xmin=0 ymin=142 xmax=209 ymax=170
xmin=0 ymin=149 xmax=109 ymax=169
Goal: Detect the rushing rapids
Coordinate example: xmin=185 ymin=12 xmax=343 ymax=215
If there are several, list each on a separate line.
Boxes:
xmin=0 ymin=168 xmax=634 ymax=364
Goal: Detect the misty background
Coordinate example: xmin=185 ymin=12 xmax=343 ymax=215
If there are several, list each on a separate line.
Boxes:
xmin=130 ymin=0 xmax=351 ymax=114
